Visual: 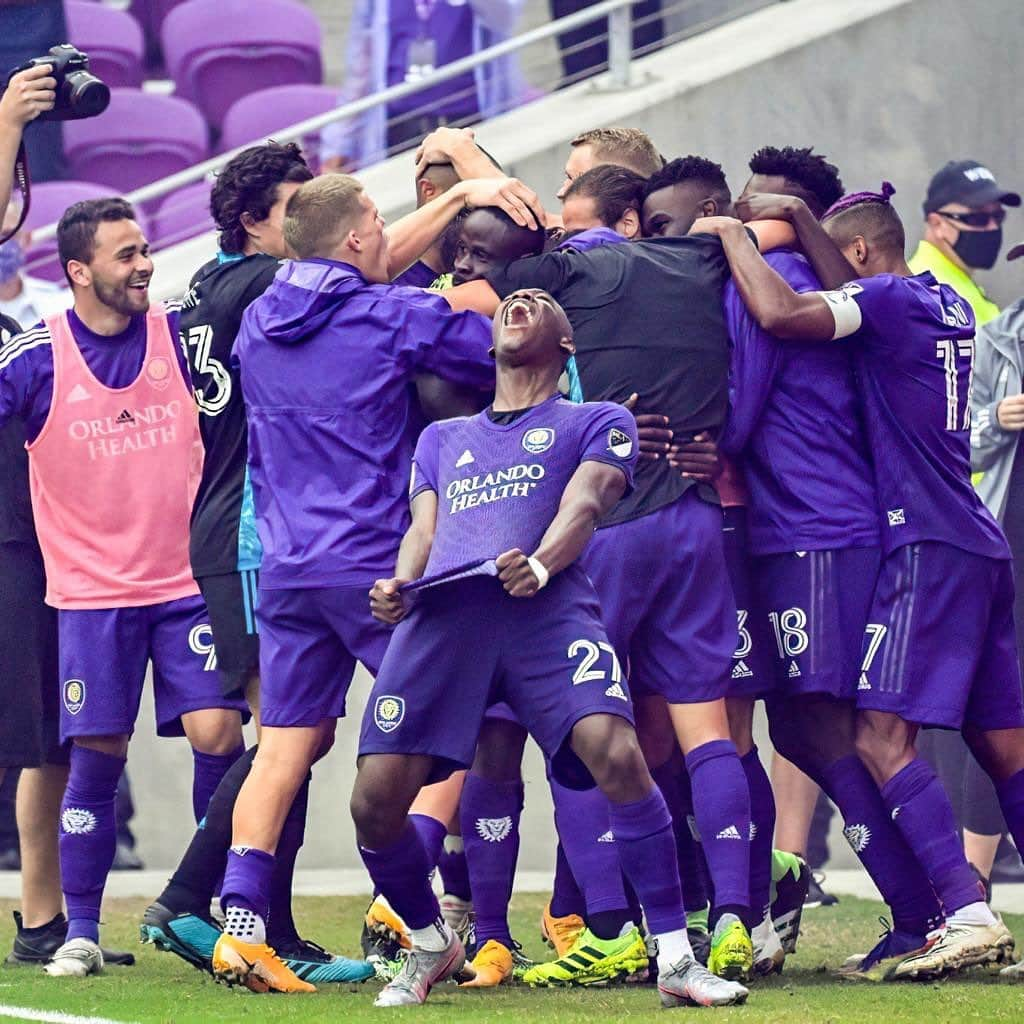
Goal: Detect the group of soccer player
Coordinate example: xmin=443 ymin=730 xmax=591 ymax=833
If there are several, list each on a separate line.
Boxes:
xmin=3 ymin=117 xmax=1024 ymax=1011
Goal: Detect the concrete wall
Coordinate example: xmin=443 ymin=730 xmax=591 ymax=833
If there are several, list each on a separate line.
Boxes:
xmin=131 ymin=0 xmax=1024 ymax=873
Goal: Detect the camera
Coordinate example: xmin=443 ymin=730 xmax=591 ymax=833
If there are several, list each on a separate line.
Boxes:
xmin=7 ymin=44 xmax=110 ymax=122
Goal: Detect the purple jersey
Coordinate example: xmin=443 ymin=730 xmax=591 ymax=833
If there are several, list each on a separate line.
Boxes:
xmin=828 ymin=271 xmax=1008 ymax=559
xmin=234 ymin=258 xmax=494 ymax=591
xmin=411 ymin=396 xmax=637 ymax=580
xmin=722 ymin=250 xmax=879 ymax=555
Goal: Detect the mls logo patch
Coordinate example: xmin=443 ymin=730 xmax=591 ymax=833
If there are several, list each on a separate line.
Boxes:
xmin=63 ymin=678 xmax=85 ymax=716
xmin=522 ymin=427 xmax=555 ymax=454
xmin=374 ymin=695 xmax=405 ymax=733
xmin=607 ymin=428 xmax=633 ymax=458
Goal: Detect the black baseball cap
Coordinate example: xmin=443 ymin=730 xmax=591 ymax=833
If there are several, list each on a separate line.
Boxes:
xmin=922 ymin=160 xmax=1020 ymax=215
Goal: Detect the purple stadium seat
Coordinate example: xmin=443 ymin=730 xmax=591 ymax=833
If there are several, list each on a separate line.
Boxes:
xmin=162 ymin=0 xmax=322 ymax=132
xmin=22 ymin=181 xmax=151 ymax=283
xmin=63 ymin=88 xmax=209 ymax=195
xmin=151 ymin=180 xmax=214 ymax=249
xmin=65 ymin=1 xmax=145 ymax=88
xmin=219 ymin=84 xmax=338 ymax=163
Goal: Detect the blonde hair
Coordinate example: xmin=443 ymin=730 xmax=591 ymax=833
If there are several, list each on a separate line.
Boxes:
xmin=283 ymin=174 xmax=366 ymax=259
xmin=570 ymin=128 xmax=662 ymax=178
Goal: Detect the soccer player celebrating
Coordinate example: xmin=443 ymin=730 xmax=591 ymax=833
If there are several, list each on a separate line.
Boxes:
xmin=699 ymin=186 xmax=1024 ymax=980
xmin=352 ymin=287 xmax=748 ymax=1009
xmin=0 ymin=198 xmax=247 ymax=977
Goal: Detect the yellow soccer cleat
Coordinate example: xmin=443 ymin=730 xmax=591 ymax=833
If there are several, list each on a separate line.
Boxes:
xmin=212 ymin=932 xmax=316 ymax=993
xmin=540 ymin=902 xmax=585 ymax=957
xmin=707 ymin=914 xmax=753 ymax=982
xmin=524 ymin=926 xmax=648 ymax=987
xmin=459 ymin=939 xmax=514 ymax=988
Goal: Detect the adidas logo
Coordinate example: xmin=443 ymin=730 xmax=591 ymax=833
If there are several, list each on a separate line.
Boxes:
xmin=115 ymin=409 xmax=135 ymax=425
xmin=732 ymin=659 xmax=753 ymax=679
xmin=604 ymin=681 xmax=627 ymax=701
xmin=749 ymin=822 xmax=758 ymax=841
xmin=715 ymin=825 xmax=743 ymax=840
xmin=788 ymin=660 xmax=801 ymax=678
xmin=67 ymin=383 xmax=90 ymax=403
xmin=456 ymin=449 xmax=475 ymax=468
xmin=597 ymin=830 xmax=615 ymax=843
xmin=858 ymin=673 xmax=872 ymax=691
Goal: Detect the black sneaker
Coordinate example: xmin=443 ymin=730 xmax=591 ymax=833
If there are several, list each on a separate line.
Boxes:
xmin=805 ymin=872 xmax=839 ymax=909
xmin=6 ymin=911 xmax=135 ymax=966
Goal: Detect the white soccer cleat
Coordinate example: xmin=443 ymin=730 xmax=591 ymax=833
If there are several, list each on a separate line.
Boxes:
xmin=890 ymin=918 xmax=1015 ymax=980
xmin=999 ymin=958 xmax=1024 ymax=981
xmin=658 ymin=955 xmax=749 ymax=1007
xmin=43 ymin=937 xmax=104 ymax=977
xmin=373 ymin=925 xmax=473 ymax=1007
xmin=439 ymin=893 xmax=474 ymax=945
xmin=752 ymin=913 xmax=785 ymax=975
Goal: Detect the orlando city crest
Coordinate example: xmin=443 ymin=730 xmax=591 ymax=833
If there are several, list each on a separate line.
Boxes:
xmin=63 ymin=678 xmax=86 ymax=715
xmin=522 ymin=427 xmax=554 ymax=454
xmin=374 ymin=695 xmax=405 ymax=733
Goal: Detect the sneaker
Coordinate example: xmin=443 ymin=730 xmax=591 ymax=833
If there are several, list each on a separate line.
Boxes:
xmin=837 ymin=918 xmax=934 ymax=982
xmin=708 ymin=914 xmax=753 ymax=981
xmin=686 ymin=907 xmax=711 ymax=967
xmin=770 ymin=851 xmax=811 ymax=953
xmin=806 ymin=871 xmax=839 ymax=909
xmin=42 ymin=937 xmax=103 ymax=977
xmin=459 ymin=938 xmax=514 ymax=987
xmin=439 ymin=893 xmax=474 ymax=946
xmin=657 ymin=955 xmax=748 ymax=1007
xmin=752 ymin=913 xmax=785 ymax=975
xmin=889 ymin=917 xmax=1015 ymax=980
xmin=140 ymin=902 xmax=219 ymax=973
xmin=374 ymin=925 xmax=470 ymax=1006
xmin=540 ymin=901 xmax=585 ymax=957
xmin=8 ymin=912 xmax=134 ymax=967
xmin=211 ymin=932 xmax=316 ymax=993
xmin=275 ymin=937 xmax=374 ymax=984
xmin=523 ymin=926 xmax=648 ymax=987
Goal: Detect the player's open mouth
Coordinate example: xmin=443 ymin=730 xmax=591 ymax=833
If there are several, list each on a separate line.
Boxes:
xmin=128 ymin=279 xmax=149 ymax=291
xmin=502 ymin=296 xmax=535 ymax=329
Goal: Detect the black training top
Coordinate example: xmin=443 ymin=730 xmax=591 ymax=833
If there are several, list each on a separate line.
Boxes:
xmin=0 ymin=312 xmax=37 ymax=546
xmin=486 ymin=234 xmax=731 ymax=525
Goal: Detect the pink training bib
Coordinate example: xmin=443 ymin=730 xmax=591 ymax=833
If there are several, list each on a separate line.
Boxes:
xmin=28 ymin=306 xmax=202 ymax=609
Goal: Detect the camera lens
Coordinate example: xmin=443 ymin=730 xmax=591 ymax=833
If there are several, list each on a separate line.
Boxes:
xmin=65 ymin=71 xmax=110 ymax=118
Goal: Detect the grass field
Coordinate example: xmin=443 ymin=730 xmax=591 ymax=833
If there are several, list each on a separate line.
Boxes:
xmin=1 ymin=894 xmax=1022 ymax=1023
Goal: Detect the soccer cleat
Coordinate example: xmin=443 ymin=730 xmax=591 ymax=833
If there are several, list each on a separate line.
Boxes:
xmin=8 ymin=912 xmax=134 ymax=967
xmin=365 ymin=897 xmax=411 ymax=949
xmin=806 ymin=871 xmax=839 ymax=908
xmin=140 ymin=902 xmax=219 ymax=973
xmin=707 ymin=914 xmax=753 ymax=981
xmin=887 ymin=917 xmax=1015 ymax=980
xmin=510 ymin=941 xmax=535 ymax=979
xmin=1000 ymin=958 xmax=1024 ymax=980
xmin=523 ymin=926 xmax=648 ymax=987
xmin=459 ymin=939 xmax=514 ymax=987
xmin=837 ymin=918 xmax=934 ymax=982
xmin=439 ymin=893 xmax=474 ymax=946
xmin=686 ymin=906 xmax=711 ymax=966
xmin=751 ymin=913 xmax=785 ymax=976
xmin=657 ymin=955 xmax=749 ymax=1007
xmin=42 ymin=938 xmax=103 ymax=977
xmin=374 ymin=926 xmax=470 ymax=1006
xmin=361 ymin=896 xmax=412 ymax=980
xmin=770 ymin=850 xmax=811 ymax=953
xmin=540 ymin=901 xmax=585 ymax=957
xmin=276 ymin=937 xmax=375 ymax=983
xmin=211 ymin=932 xmax=316 ymax=993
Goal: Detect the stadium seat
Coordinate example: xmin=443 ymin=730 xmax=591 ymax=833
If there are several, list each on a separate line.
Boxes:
xmin=219 ymin=84 xmax=338 ymax=164
xmin=64 ymin=1 xmax=146 ymax=88
xmin=162 ymin=0 xmax=323 ymax=133
xmin=22 ymin=180 xmax=152 ymax=283
xmin=151 ymin=180 xmax=214 ymax=249
xmin=63 ymin=88 xmax=209 ymax=195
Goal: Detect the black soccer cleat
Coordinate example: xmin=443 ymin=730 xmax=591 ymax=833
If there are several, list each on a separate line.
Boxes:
xmin=7 ymin=911 xmax=135 ymax=966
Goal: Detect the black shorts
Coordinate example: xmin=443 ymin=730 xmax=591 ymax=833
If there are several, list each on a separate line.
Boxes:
xmin=0 ymin=542 xmax=65 ymax=768
xmin=197 ymin=569 xmax=260 ymax=699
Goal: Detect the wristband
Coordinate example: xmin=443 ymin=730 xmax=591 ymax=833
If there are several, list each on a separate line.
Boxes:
xmin=527 ymin=556 xmax=549 ymax=590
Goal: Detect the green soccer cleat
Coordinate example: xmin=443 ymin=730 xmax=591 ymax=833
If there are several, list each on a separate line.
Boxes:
xmin=708 ymin=913 xmax=753 ymax=982
xmin=770 ymin=849 xmax=811 ymax=954
xmin=522 ymin=926 xmax=648 ymax=987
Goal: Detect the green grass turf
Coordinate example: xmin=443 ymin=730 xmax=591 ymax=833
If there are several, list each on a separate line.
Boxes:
xmin=0 ymin=894 xmax=1021 ymax=1023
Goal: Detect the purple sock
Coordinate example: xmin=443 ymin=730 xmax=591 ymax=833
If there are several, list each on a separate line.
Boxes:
xmin=460 ymin=773 xmax=523 ymax=946
xmin=741 ymin=748 xmax=776 ymax=921
xmin=819 ymin=755 xmax=941 ymax=934
xmin=60 ymin=746 xmax=126 ymax=943
xmin=360 ymin=820 xmax=441 ymax=930
xmin=607 ymin=787 xmax=685 ymax=936
xmin=410 ymin=813 xmax=447 ymax=870
xmin=996 ymin=768 xmax=1024 ymax=866
xmin=550 ymin=840 xmax=586 ymax=918
xmin=881 ymin=758 xmax=983 ymax=915
xmin=221 ymin=846 xmax=275 ymax=921
xmin=551 ymin=777 xmax=628 ymax=916
xmin=266 ymin=776 xmax=309 ymax=946
xmin=685 ymin=740 xmax=752 ymax=922
xmin=655 ymin=759 xmax=709 ymax=913
xmin=191 ymin=743 xmax=245 ymax=824
xmin=438 ymin=835 xmax=472 ymax=901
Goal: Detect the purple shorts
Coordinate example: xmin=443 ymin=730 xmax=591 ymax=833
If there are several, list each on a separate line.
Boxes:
xmin=258 ymin=585 xmax=393 ymax=728
xmin=580 ymin=490 xmax=736 ymax=704
xmin=753 ymin=546 xmax=880 ymax=701
xmin=722 ymin=506 xmax=773 ymax=699
xmin=857 ymin=543 xmax=1024 ymax=731
xmin=58 ymin=593 xmax=247 ymax=740
xmin=358 ymin=564 xmax=633 ymax=788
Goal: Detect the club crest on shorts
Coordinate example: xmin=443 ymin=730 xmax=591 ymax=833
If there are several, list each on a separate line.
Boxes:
xmin=607 ymin=427 xmax=633 ymax=458
xmin=63 ymin=678 xmax=86 ymax=715
xmin=374 ymin=695 xmax=405 ymax=733
xmin=522 ymin=427 xmax=555 ymax=454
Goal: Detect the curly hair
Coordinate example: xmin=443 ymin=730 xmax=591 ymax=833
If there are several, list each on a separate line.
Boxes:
xmin=748 ymin=146 xmax=844 ymax=216
xmin=211 ymin=141 xmax=313 ymax=254
xmin=642 ymin=155 xmax=731 ymax=206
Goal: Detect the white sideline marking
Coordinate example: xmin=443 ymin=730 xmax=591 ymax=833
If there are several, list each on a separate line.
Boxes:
xmin=0 ymin=1006 xmax=138 ymax=1024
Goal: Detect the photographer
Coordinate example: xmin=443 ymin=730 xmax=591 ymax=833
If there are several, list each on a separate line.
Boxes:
xmin=0 ymin=64 xmax=56 ymax=221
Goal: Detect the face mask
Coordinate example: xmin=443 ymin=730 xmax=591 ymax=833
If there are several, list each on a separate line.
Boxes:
xmin=0 ymin=238 xmax=25 ymax=284
xmin=952 ymin=225 xmax=1002 ymax=270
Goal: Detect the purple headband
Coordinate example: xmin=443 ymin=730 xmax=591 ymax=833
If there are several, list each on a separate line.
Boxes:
xmin=822 ymin=181 xmax=896 ymax=221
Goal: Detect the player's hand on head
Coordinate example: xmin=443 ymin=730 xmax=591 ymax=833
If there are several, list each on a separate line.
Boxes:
xmin=0 ymin=64 xmax=57 ymax=127
xmin=623 ymin=393 xmax=672 ymax=462
xmin=463 ymin=177 xmax=545 ymax=232
xmin=414 ymin=126 xmax=476 ymax=175
xmin=496 ymin=548 xmax=541 ymax=598
xmin=997 ymin=395 xmax=1024 ymax=431
xmin=369 ymin=578 xmax=408 ymax=623
xmin=734 ymin=192 xmax=805 ymax=224
xmin=667 ymin=432 xmax=721 ymax=482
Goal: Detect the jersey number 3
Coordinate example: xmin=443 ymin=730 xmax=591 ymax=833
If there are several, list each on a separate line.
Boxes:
xmin=185 ymin=325 xmax=231 ymax=415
